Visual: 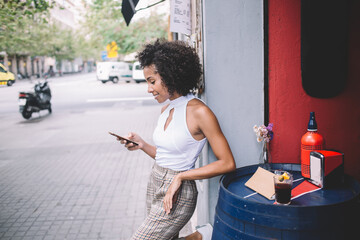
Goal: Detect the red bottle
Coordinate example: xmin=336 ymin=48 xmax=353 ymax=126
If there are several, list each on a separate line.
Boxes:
xmin=301 ymin=112 xmax=324 ymax=178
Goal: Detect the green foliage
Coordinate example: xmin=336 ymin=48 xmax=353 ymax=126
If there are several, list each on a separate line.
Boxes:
xmin=0 ymin=0 xmax=53 ymax=55
xmin=0 ymin=0 xmax=167 ymax=61
xmin=82 ymin=0 xmax=167 ymax=57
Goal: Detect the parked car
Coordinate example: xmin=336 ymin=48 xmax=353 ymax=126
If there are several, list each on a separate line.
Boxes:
xmin=96 ymin=61 xmax=132 ymax=84
xmin=0 ymin=63 xmax=15 ymax=86
xmin=132 ymin=61 xmax=146 ymax=84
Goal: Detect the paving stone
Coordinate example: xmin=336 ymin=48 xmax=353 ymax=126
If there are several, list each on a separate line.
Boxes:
xmin=0 ymin=100 xmax=159 ymax=239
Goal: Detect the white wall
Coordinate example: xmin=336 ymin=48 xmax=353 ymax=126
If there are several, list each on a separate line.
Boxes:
xmin=200 ymin=0 xmax=264 ymax=224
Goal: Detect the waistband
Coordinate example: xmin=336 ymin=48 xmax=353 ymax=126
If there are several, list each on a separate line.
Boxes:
xmin=153 ymin=162 xmax=186 ymax=176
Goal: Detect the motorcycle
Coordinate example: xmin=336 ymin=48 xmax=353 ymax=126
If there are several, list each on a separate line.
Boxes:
xmin=18 ymin=77 xmax=52 ymax=119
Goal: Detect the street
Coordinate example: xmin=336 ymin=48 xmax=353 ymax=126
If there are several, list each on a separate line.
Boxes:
xmin=0 ymin=73 xmax=160 ymax=240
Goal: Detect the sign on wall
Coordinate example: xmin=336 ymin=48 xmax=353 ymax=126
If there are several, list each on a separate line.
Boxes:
xmin=170 ymin=0 xmax=191 ymax=35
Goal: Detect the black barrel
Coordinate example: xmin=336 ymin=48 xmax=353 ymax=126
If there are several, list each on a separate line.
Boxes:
xmin=212 ymin=164 xmax=360 ymax=240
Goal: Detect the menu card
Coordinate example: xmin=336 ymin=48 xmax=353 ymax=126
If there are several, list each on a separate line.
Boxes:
xmin=245 ymin=167 xmax=275 ymax=200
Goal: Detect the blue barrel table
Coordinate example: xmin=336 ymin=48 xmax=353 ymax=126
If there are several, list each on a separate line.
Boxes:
xmin=212 ymin=164 xmax=360 ymax=240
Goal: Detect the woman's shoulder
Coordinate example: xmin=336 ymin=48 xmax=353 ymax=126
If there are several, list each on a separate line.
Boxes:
xmin=187 ymin=98 xmax=214 ymax=118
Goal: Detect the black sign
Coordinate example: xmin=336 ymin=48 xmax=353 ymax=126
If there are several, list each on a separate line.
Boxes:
xmin=121 ymin=0 xmax=140 ymax=26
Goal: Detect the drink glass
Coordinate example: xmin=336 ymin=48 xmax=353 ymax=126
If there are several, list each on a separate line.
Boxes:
xmin=273 ymin=170 xmax=293 ymax=205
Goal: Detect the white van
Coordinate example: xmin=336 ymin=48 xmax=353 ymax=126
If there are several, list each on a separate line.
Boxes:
xmin=132 ymin=61 xmax=146 ymax=83
xmin=96 ymin=62 xmax=132 ymax=84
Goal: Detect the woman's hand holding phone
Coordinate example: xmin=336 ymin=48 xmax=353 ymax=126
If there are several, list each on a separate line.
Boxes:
xmin=109 ymin=132 xmax=141 ymax=150
xmin=110 ymin=131 xmax=157 ymax=159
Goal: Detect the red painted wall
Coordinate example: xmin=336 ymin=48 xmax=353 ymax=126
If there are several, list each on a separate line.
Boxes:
xmin=268 ymin=0 xmax=360 ymax=180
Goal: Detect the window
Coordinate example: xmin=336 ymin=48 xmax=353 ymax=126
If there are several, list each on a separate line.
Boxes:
xmin=0 ymin=66 xmax=6 ymax=73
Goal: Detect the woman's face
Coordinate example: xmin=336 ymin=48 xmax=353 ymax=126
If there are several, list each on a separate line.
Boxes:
xmin=144 ymin=64 xmax=172 ymax=103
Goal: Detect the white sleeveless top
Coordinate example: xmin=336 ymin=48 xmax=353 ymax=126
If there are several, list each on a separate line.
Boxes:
xmin=153 ymin=93 xmax=207 ymax=171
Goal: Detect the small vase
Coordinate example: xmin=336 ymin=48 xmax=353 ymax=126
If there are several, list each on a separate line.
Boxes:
xmin=259 ymin=142 xmax=272 ymax=170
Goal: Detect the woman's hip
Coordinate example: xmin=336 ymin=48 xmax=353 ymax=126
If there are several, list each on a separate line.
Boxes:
xmin=149 ymin=162 xmax=198 ymax=198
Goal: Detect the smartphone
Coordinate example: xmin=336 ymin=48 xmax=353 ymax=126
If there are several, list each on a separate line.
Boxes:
xmin=108 ymin=132 xmax=139 ymax=146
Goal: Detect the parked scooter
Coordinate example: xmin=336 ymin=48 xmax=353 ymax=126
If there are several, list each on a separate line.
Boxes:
xmin=18 ymin=77 xmax=52 ymax=119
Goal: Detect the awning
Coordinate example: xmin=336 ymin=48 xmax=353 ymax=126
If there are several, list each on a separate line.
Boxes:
xmin=121 ymin=0 xmax=140 ymax=26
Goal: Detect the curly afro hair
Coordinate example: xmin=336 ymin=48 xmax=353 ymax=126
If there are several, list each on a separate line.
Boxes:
xmin=137 ymin=39 xmax=202 ymax=96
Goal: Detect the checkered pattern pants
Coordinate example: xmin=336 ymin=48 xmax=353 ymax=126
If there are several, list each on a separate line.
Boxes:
xmin=130 ymin=163 xmax=198 ymax=240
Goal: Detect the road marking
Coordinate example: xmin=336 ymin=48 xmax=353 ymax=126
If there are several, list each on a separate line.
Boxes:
xmin=86 ymin=97 xmax=154 ymax=103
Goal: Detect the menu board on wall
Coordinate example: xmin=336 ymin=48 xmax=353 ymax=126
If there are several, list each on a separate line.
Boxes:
xmin=170 ymin=0 xmax=191 ymax=35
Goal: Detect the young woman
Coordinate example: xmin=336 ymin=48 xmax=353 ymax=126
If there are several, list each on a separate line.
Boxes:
xmin=119 ymin=40 xmax=236 ymax=240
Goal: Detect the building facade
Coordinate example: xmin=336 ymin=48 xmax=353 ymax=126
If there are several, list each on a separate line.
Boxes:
xmin=172 ymin=0 xmax=360 ymax=229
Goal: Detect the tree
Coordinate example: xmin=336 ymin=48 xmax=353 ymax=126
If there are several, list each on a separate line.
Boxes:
xmin=0 ymin=0 xmax=84 ymax=60
xmin=0 ymin=0 xmax=168 ymax=67
xmin=0 ymin=0 xmax=53 ymax=55
xmin=81 ymin=0 xmax=167 ymax=58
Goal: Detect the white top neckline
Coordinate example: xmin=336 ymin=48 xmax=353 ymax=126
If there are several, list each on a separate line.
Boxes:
xmin=168 ymin=94 xmax=191 ymax=108
xmin=153 ymin=93 xmax=207 ymax=171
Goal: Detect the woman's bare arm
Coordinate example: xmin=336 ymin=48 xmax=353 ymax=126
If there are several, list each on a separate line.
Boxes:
xmin=163 ymin=103 xmax=236 ymax=214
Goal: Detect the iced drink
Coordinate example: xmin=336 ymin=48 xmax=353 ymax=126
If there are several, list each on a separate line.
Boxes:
xmin=274 ymin=171 xmax=293 ymax=205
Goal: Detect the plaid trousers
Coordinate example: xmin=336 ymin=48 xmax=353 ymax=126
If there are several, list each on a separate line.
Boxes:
xmin=130 ymin=163 xmax=198 ymax=240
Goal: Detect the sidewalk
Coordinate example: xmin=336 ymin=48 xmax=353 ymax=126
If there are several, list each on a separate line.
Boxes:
xmin=0 ymin=101 xmax=157 ymax=239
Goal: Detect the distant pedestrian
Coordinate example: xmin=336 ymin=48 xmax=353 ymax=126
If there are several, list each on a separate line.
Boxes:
xmin=118 ymin=39 xmax=236 ymax=240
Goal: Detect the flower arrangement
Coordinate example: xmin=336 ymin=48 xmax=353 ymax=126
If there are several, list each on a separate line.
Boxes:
xmin=253 ymin=123 xmax=274 ymax=143
xmin=254 ymin=123 xmax=274 ymax=166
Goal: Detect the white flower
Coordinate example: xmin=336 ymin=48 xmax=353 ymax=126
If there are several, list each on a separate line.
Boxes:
xmin=254 ymin=123 xmax=274 ymax=143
